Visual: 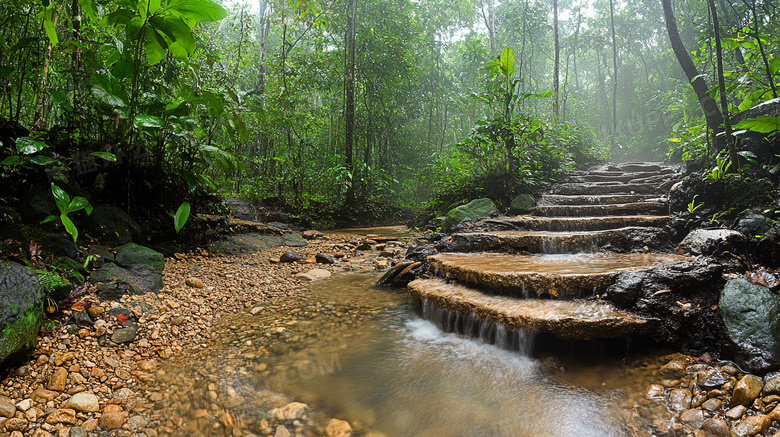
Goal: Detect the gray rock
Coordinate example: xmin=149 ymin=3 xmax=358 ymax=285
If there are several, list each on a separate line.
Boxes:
xmin=315 ymin=254 xmax=335 ymax=264
xmin=676 ymin=228 xmax=741 ymax=255
xmin=734 ymin=213 xmax=770 ymax=236
xmin=0 ymin=262 xmax=44 ymax=364
xmin=605 ymin=272 xmax=645 ymax=308
xmin=111 ymin=326 xmax=137 ymax=344
xmin=73 ymin=311 xmax=93 ymax=327
xmin=279 ymin=252 xmax=300 ymax=263
xmin=85 ymin=204 xmax=141 ymax=244
xmin=19 ymin=183 xmax=56 ymax=222
xmin=115 ymin=243 xmax=164 ymax=270
xmin=441 ymin=198 xmax=498 ymax=232
xmin=209 ymin=233 xmax=308 ymax=255
xmin=37 ymin=234 xmax=79 ymax=259
xmin=90 ymin=263 xmax=163 ymax=300
xmin=719 ymin=278 xmax=780 ymax=372
xmin=69 ymin=426 xmax=87 ymax=437
xmin=509 ymin=194 xmax=535 ymax=214
xmin=695 ymin=366 xmax=726 ymax=389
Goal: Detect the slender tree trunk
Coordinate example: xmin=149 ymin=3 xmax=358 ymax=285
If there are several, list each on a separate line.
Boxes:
xmin=609 ymin=0 xmax=618 ymax=146
xmin=552 ymin=0 xmax=560 ymax=119
xmin=256 ymin=0 xmax=270 ymax=94
xmin=708 ymin=0 xmax=739 ymax=167
xmin=33 ymin=7 xmax=60 ymax=130
xmin=743 ymin=0 xmax=777 ymax=98
xmin=345 ymin=0 xmax=357 ymax=204
xmin=661 ymin=0 xmax=724 ymax=152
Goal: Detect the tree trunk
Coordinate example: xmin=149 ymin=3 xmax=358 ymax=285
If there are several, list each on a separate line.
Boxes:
xmin=345 ymin=0 xmax=356 ymax=204
xmin=33 ymin=8 xmax=60 ymax=130
xmin=256 ymin=0 xmax=270 ymax=94
xmin=743 ymin=0 xmax=777 ymax=98
xmin=708 ymin=0 xmax=739 ymax=167
xmin=552 ymin=0 xmax=560 ymax=119
xmin=661 ymin=0 xmax=724 ymax=149
xmin=609 ymin=0 xmax=618 ymax=146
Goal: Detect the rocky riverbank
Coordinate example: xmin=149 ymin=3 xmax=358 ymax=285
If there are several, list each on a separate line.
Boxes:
xmin=0 ymin=229 xmax=412 ymax=437
xmin=628 ymin=354 xmax=780 ymax=437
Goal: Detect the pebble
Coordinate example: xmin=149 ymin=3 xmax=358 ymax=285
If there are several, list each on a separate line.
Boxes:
xmin=44 ymin=409 xmax=76 ymax=425
xmin=732 ymin=375 xmax=764 ymax=406
xmin=280 ymin=253 xmax=301 ymax=263
xmin=185 ymin=277 xmax=204 ymax=288
xmin=64 ymin=393 xmax=99 ymax=412
xmin=47 ymin=368 xmax=68 ymax=391
xmin=731 ymin=415 xmax=771 ymax=437
xmin=275 ymin=426 xmax=291 ymax=437
xmin=325 ymin=418 xmax=353 ymax=437
xmin=725 ymin=405 xmax=747 ymax=420
xmin=667 ymin=389 xmax=692 ymax=412
xmin=0 ymin=397 xmax=16 ymax=417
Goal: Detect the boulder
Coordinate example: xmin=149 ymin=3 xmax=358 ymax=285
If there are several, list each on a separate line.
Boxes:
xmin=209 ymin=233 xmax=308 ymax=255
xmin=719 ymin=278 xmax=780 ymax=372
xmin=90 ymin=263 xmax=163 ymax=300
xmin=279 ymin=252 xmax=300 ymax=263
xmin=85 ymin=204 xmax=141 ymax=244
xmin=440 ymin=198 xmax=498 ymax=232
xmin=115 ymin=243 xmax=164 ymax=270
xmin=675 ymin=228 xmax=741 ymax=255
xmin=733 ymin=213 xmax=771 ymax=236
xmin=0 ymin=262 xmax=44 ymax=364
xmin=19 ymin=184 xmax=56 ymax=222
xmin=509 ymin=194 xmax=535 ymax=215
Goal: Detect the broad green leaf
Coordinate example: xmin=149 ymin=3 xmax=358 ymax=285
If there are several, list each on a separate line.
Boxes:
xmin=51 ymin=90 xmax=73 ymax=112
xmin=771 ymin=57 xmax=780 ymax=75
xmin=91 ymin=84 xmax=127 ymax=107
xmin=91 ymin=151 xmax=117 ymax=161
xmin=27 ymin=155 xmax=57 ymax=165
xmin=498 ymin=47 xmax=515 ymax=77
xmin=167 ymin=41 xmax=189 ymax=61
xmin=41 ymin=215 xmax=58 ymax=224
xmin=734 ymin=116 xmax=780 ymax=134
xmin=134 ymin=114 xmax=163 ymax=129
xmin=111 ymin=59 xmax=134 ymax=80
xmin=167 ymin=0 xmax=227 ymax=22
xmin=16 ymin=137 xmax=48 ymax=155
xmin=0 ymin=66 xmax=15 ymax=77
xmin=154 ymin=16 xmax=196 ymax=56
xmin=1 ymin=156 xmax=20 ymax=166
xmin=68 ymin=196 xmax=92 ymax=214
xmin=174 ymin=201 xmax=190 ymax=233
xmin=78 ymin=0 xmax=99 ymax=22
xmin=144 ymin=27 xmax=167 ymax=65
xmin=233 ymin=113 xmax=248 ymax=142
xmin=50 ymin=183 xmax=71 ymax=214
xmin=43 ymin=17 xmax=58 ymax=46
xmin=61 ymin=214 xmax=78 ymax=242
xmin=10 ymin=37 xmax=38 ymax=52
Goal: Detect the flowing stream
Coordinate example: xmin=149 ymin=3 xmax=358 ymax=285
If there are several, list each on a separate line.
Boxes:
xmin=198 ymin=272 xmax=665 ymax=437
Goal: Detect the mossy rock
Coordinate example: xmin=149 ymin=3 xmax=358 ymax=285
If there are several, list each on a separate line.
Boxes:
xmin=509 ymin=194 xmax=536 ymax=214
xmin=115 ymin=243 xmax=164 ymax=271
xmin=85 ymin=204 xmax=141 ymax=244
xmin=724 ymin=175 xmax=774 ymax=213
xmin=209 ymin=233 xmax=308 ymax=255
xmin=441 ymin=198 xmax=498 ymax=232
xmin=89 ymin=262 xmax=162 ymax=300
xmin=0 ymin=261 xmax=44 ymax=364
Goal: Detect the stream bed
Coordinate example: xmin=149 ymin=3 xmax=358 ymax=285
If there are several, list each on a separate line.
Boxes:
xmin=158 ymin=270 xmax=667 ymax=437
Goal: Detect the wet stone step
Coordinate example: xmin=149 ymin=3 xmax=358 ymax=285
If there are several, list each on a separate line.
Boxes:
xmin=549 ymin=182 xmax=666 ymax=195
xmin=531 ymin=202 xmax=667 ymax=217
xmin=567 ymin=170 xmax=675 ymax=184
xmin=537 ymin=194 xmax=661 ymax=206
xmin=491 ymin=215 xmax=670 ymax=232
xmin=439 ymin=227 xmax=672 ymax=254
xmin=408 ymin=278 xmax=659 ymax=340
xmin=428 ymin=252 xmax=691 ymax=298
xmin=606 ymin=162 xmax=668 ymax=172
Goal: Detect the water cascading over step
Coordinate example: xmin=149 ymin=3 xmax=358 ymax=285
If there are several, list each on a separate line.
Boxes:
xmin=409 ymin=162 xmax=688 ymax=346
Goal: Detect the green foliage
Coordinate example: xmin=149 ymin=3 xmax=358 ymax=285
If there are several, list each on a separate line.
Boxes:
xmin=174 ymin=201 xmax=190 ymax=233
xmin=703 ymin=153 xmax=732 ymax=182
xmin=33 ymin=269 xmax=68 ymax=294
xmin=42 ymin=183 xmax=93 ymax=243
xmin=687 ymin=195 xmax=703 ymax=214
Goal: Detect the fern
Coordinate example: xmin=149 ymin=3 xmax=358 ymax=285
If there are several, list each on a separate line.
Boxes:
xmin=34 ymin=269 xmax=68 ymax=294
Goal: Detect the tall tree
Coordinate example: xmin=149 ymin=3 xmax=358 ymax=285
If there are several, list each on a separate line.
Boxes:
xmin=552 ymin=0 xmax=560 ymax=119
xmin=661 ymin=0 xmax=724 ymax=151
xmin=345 ymin=0 xmax=357 ymax=204
xmin=708 ymin=0 xmax=739 ymax=167
xmin=608 ymin=0 xmax=617 ymax=145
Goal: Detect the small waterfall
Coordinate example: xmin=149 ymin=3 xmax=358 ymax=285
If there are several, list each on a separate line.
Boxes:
xmin=540 ymin=234 xmax=599 ymax=254
xmin=418 ymin=297 xmax=534 ymax=354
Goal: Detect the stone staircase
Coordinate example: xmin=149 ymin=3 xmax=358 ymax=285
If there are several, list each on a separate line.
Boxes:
xmin=408 ymin=162 xmax=692 ymax=345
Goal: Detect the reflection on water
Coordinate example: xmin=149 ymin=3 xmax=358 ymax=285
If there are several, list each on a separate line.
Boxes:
xmin=431 ymin=252 xmax=691 ymax=275
xmin=244 ymin=272 xmax=660 ymax=436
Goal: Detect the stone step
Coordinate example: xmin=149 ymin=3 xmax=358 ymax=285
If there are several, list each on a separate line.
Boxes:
xmin=537 ymin=194 xmax=660 ymax=206
xmin=484 ymin=215 xmax=669 ymax=232
xmin=408 ymin=278 xmax=658 ymax=340
xmin=439 ymin=227 xmax=672 ymax=254
xmin=567 ymin=170 xmax=675 ymax=184
xmin=428 ymin=252 xmax=690 ymax=298
xmin=532 ymin=202 xmax=667 ymax=217
xmin=606 ymin=162 xmax=669 ymax=173
xmin=549 ymin=182 xmax=666 ymax=195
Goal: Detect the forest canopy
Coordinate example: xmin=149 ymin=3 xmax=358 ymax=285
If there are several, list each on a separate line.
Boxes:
xmin=1 ymin=0 xmax=778 ymax=225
